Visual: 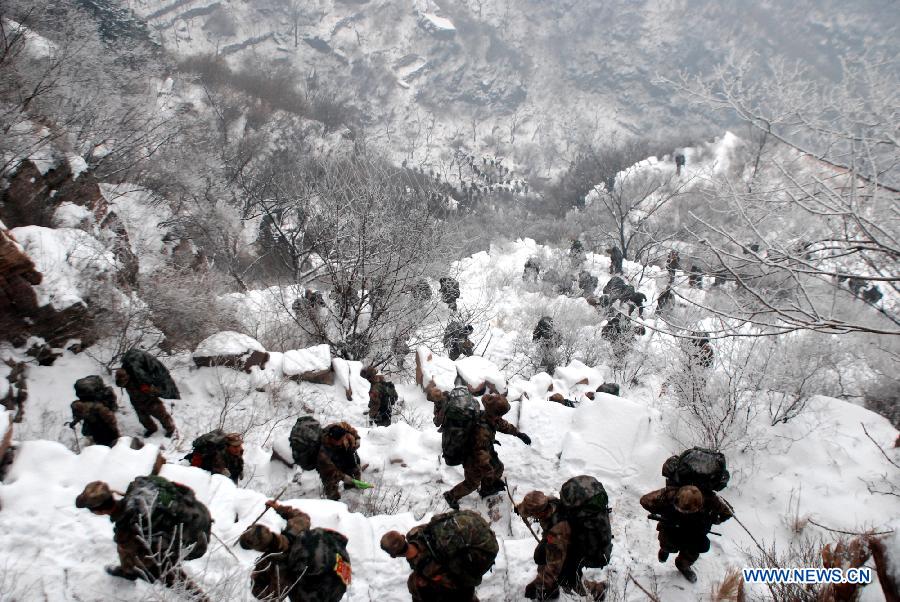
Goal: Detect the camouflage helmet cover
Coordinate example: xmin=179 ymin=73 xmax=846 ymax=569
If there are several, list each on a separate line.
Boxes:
xmin=675 ymin=485 xmax=704 ymax=514
xmin=517 ymin=491 xmax=550 ymax=517
xmin=482 ymin=394 xmax=510 ymax=416
xmin=380 ymin=530 xmax=408 ymax=556
xmin=75 ymin=481 xmax=112 ymax=509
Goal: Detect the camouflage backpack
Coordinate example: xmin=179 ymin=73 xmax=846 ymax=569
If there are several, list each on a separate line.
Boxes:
xmin=559 ymin=475 xmax=613 ymax=568
xmin=440 ymin=387 xmax=480 ymax=466
xmin=118 ymin=475 xmax=211 ymax=561
xmin=121 ymin=350 xmax=180 ymax=399
xmin=371 ymin=381 xmax=398 ymax=410
xmin=413 ymin=510 xmax=499 ymax=588
xmin=662 ymin=447 xmax=729 ymax=492
xmin=290 ymin=416 xmax=323 ymax=471
xmin=286 ymin=528 xmax=352 ymax=602
xmin=74 ymin=376 xmax=117 ymax=410
xmin=191 ymin=430 xmax=228 ymax=458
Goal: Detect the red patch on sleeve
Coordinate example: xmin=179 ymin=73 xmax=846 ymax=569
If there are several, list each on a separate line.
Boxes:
xmin=334 ymin=554 xmax=351 ymax=585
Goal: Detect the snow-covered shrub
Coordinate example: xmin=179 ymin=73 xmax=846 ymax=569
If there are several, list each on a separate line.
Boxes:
xmin=139 ymin=267 xmax=240 ymax=352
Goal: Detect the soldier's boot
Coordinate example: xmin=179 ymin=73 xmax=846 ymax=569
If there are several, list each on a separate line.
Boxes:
xmin=658 ymin=549 xmax=669 ymax=563
xmin=443 ymin=491 xmax=460 ymax=510
xmin=105 ymin=565 xmax=139 ymax=581
xmin=583 ymin=581 xmax=607 ymax=601
xmin=675 ymin=555 xmax=698 ymax=583
xmin=136 ymin=411 xmax=158 ymax=437
xmin=478 ymin=478 xmax=505 ymax=498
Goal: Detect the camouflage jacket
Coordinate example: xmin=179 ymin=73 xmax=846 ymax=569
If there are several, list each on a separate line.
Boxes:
xmin=472 ymin=415 xmax=520 ymax=454
xmin=70 ymin=401 xmax=117 ymax=433
xmin=639 ymin=486 xmax=732 ymax=532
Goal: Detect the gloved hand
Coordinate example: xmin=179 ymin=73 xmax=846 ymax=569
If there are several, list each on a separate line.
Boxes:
xmin=517 ymin=432 xmax=532 ymax=445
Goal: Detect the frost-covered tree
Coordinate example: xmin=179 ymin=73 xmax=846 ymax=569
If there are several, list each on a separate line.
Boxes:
xmin=666 ymin=55 xmax=900 ymax=336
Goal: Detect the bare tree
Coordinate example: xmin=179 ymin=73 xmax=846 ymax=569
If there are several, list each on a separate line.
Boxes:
xmin=664 ymin=55 xmax=899 ymax=336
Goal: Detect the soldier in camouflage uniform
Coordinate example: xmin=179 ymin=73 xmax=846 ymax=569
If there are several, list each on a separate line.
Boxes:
xmin=639 ymin=484 xmax=733 ymax=582
xmin=317 ymin=422 xmax=362 ymax=501
xmin=443 ymin=394 xmax=531 ymax=509
xmin=381 ymin=526 xmax=478 ymax=602
xmin=67 ymin=376 xmax=119 ymax=447
xmin=186 ymin=430 xmax=244 ymax=484
xmin=115 ymin=367 xmax=177 ymax=438
xmin=439 ymin=277 xmax=461 ymax=312
xmin=362 ymin=367 xmax=398 ymax=427
xmin=75 ymin=480 xmax=209 ymax=601
xmin=444 ymin=321 xmax=475 ymax=361
xmin=239 ymin=500 xmax=313 ymax=601
xmin=517 ymin=491 xmax=608 ymax=600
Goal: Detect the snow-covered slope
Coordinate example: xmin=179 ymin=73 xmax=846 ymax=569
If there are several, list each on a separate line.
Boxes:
xmin=1 ymin=239 xmax=897 ymax=601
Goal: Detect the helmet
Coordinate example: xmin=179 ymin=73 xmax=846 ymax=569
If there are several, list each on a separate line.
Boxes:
xmin=517 ymin=491 xmax=550 ymax=517
xmin=482 ymin=394 xmax=510 ymax=416
xmin=380 ymin=530 xmax=408 ymax=557
xmin=675 ymin=485 xmax=704 ymax=514
xmin=239 ymin=524 xmax=275 ymax=551
xmin=75 ymin=481 xmax=112 ymax=510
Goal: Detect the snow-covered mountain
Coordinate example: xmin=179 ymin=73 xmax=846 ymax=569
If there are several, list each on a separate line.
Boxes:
xmin=114 ymin=0 xmax=899 ymax=172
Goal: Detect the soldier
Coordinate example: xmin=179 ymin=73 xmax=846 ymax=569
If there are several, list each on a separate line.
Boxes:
xmin=657 ymin=287 xmax=675 ymax=314
xmin=607 ymin=246 xmax=623 ymax=275
xmin=239 ymin=500 xmax=351 ymax=602
xmin=665 ymin=251 xmax=680 ymax=282
xmin=640 ymin=484 xmax=733 ymax=583
xmin=532 ymin=316 xmax=562 ymax=374
xmin=517 ymin=483 xmax=610 ymax=601
xmin=443 ymin=393 xmax=531 ymax=510
xmin=380 ymin=509 xmax=498 ymax=602
xmin=439 ymin=277 xmax=461 ymax=312
xmin=675 ymin=153 xmax=686 ymax=176
xmin=75 ymin=477 xmax=211 ymax=600
xmin=578 ymin=270 xmax=598 ymax=296
xmin=444 ymin=321 xmax=475 ymax=361
xmin=67 ymin=375 xmax=119 ymax=447
xmin=570 ymin=240 xmax=586 ymax=268
xmin=318 ymin=421 xmax=364 ymax=501
xmin=2 ymin=359 xmax=27 ymax=423
xmin=688 ymin=265 xmax=703 ymax=289
xmin=115 ymin=349 xmax=179 ymax=438
xmin=240 ymin=501 xmax=312 ymax=600
xmin=523 ymin=257 xmax=541 ymax=283
xmin=362 ymin=367 xmax=398 ymax=427
xmin=186 ymin=430 xmax=244 ymax=484
xmin=601 ymin=316 xmax=645 ymax=371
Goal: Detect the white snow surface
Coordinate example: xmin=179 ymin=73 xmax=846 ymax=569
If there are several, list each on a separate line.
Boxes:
xmin=282 ymin=344 xmax=332 ymax=376
xmin=10 ymin=225 xmax=116 ymax=309
xmin=0 ymin=240 xmax=897 ymax=601
xmin=193 ymin=331 xmax=265 ymax=359
xmin=52 ymin=202 xmax=93 ymax=228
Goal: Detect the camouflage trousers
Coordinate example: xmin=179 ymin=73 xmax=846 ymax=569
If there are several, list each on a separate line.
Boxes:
xmin=446 ymin=450 xmax=504 ymax=503
xmin=131 ymin=396 xmax=176 ymax=436
xmin=657 ymin=525 xmax=710 ymax=568
xmin=408 ymin=573 xmax=478 ymax=602
xmin=115 ymin=537 xmax=208 ymax=601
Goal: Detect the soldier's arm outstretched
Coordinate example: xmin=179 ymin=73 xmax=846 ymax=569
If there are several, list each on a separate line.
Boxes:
xmin=495 ymin=418 xmax=532 ymax=444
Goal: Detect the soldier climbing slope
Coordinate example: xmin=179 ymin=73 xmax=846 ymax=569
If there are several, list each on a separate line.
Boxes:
xmin=516 ymin=475 xmax=612 ymax=600
xmin=67 ymin=375 xmax=119 ymax=447
xmin=381 ymin=509 xmax=499 ymax=602
xmin=442 ymin=391 xmax=531 ymax=510
xmin=115 ymin=349 xmax=179 ymax=438
xmin=361 ymin=366 xmax=399 ymax=427
xmin=640 ymin=485 xmax=732 ymax=583
xmin=185 ymin=430 xmax=244 ymax=484
xmin=439 ymin=276 xmax=461 ymax=312
xmin=75 ymin=476 xmax=211 ymax=600
xmin=239 ymin=500 xmax=351 ymax=602
xmin=289 ymin=417 xmax=373 ymax=501
xmin=641 ymin=447 xmax=733 ymax=582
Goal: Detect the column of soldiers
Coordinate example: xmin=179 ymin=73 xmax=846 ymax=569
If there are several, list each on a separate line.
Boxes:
xmin=60 ymin=258 xmax=742 ymax=602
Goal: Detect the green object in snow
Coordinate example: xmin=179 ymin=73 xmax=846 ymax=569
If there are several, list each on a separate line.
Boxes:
xmin=352 ymin=479 xmax=374 ymax=490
